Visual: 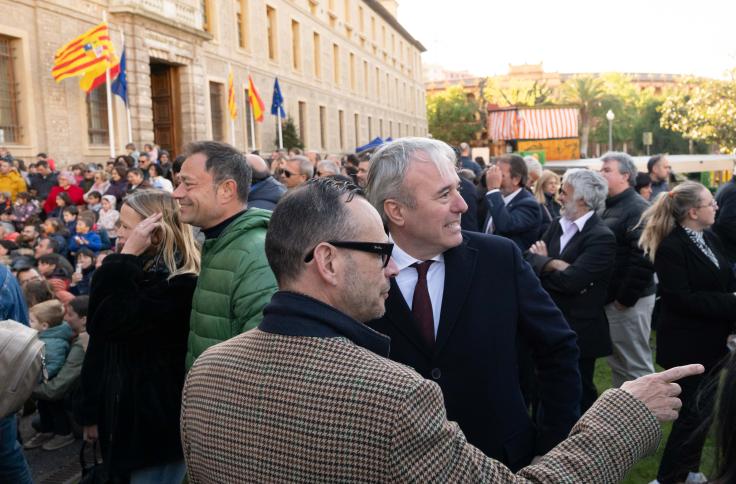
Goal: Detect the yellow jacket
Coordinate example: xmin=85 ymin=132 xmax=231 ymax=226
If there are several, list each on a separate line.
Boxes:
xmin=0 ymin=170 xmax=27 ymax=200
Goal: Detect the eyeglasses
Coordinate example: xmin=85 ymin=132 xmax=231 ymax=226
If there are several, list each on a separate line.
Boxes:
xmin=279 ymin=169 xmax=299 ymax=179
xmin=304 ymin=240 xmax=394 ymax=267
xmin=696 ymin=200 xmax=718 ymax=209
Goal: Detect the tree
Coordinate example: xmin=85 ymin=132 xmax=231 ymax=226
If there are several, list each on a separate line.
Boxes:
xmin=426 ymin=85 xmax=482 ymax=146
xmin=277 ymin=117 xmax=304 ymax=151
xmin=483 ymin=78 xmax=554 ymax=107
xmin=632 ymin=98 xmax=708 ymax=155
xmin=660 ymin=71 xmax=736 ymax=152
xmin=560 ymin=76 xmax=604 ymax=157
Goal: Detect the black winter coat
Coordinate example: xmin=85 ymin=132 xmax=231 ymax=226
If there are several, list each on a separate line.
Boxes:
xmin=714 ymin=177 xmax=736 ymax=263
xmin=655 ymin=226 xmax=736 ymax=372
xmin=77 ymin=253 xmax=197 ymax=477
xmin=600 ymin=188 xmax=655 ymax=306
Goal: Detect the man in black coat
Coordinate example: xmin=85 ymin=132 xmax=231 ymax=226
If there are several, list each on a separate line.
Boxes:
xmin=600 ymin=152 xmax=656 ymax=388
xmin=714 ymin=175 xmax=736 ymax=263
xmin=481 ymin=154 xmax=542 ymax=251
xmin=365 ymin=138 xmax=581 ymax=471
xmin=526 ymin=169 xmax=616 ymax=413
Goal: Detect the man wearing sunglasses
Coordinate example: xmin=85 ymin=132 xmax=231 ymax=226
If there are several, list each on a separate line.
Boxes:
xmin=365 ymin=137 xmax=580 ymax=471
xmin=181 ymin=176 xmax=702 ymax=482
xmin=279 ymin=155 xmax=313 ymax=190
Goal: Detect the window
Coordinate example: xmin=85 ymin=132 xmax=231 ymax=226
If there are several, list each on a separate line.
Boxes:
xmin=209 ymin=81 xmax=225 ymax=142
xmin=375 ymin=67 xmax=380 ymax=98
xmin=298 ymin=101 xmax=307 ymax=144
xmin=379 ymin=118 xmax=383 ymax=137
xmin=291 ymin=20 xmax=301 ymax=71
xmin=367 ymin=115 xmax=372 ymax=140
xmin=266 ymin=5 xmax=277 ymax=61
xmin=0 ymin=36 xmax=20 ymax=144
xmin=86 ymin=84 xmax=109 ymax=145
xmin=313 ymin=32 xmax=321 ymax=79
xmin=338 ymin=109 xmax=345 ymax=150
xmin=308 ymin=0 xmax=317 ymax=15
xmin=381 ymin=25 xmax=386 ymax=48
xmin=344 ymin=0 xmax=351 ymax=24
xmin=349 ymin=53 xmax=355 ymax=91
xmin=201 ymin=0 xmax=212 ymax=33
xmin=362 ymin=60 xmax=368 ymax=96
xmin=358 ymin=6 xmax=364 ymax=33
xmin=319 ymin=105 xmax=326 ymax=150
xmin=236 ymin=1 xmax=248 ymax=48
xmin=389 ymin=120 xmax=393 ymax=137
xmin=370 ymin=16 xmax=376 ymax=41
xmin=332 ymin=43 xmax=340 ymax=85
xmin=354 ymin=113 xmax=359 ymax=147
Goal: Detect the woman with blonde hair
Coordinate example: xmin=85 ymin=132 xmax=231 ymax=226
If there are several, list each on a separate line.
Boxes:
xmin=534 ymin=169 xmax=562 ymax=235
xmin=77 ymin=189 xmax=200 ymax=483
xmin=639 ymin=180 xmax=736 ymax=484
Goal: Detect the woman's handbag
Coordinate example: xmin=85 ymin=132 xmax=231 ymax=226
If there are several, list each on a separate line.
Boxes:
xmin=80 ymin=440 xmax=108 ymax=484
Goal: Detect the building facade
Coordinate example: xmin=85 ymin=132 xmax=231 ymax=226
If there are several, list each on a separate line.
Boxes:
xmin=0 ymin=0 xmax=427 ymax=164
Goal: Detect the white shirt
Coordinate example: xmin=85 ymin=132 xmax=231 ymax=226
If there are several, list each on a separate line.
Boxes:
xmin=558 ymin=210 xmax=594 ymax=253
xmin=390 ymin=238 xmax=445 ymax=336
xmin=484 ymin=188 xmax=523 ymax=233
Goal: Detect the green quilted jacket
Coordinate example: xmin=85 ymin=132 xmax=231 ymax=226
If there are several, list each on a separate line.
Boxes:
xmin=185 ymin=208 xmax=278 ymax=369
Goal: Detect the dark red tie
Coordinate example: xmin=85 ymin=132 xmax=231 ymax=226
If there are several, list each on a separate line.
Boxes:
xmin=412 ymin=261 xmax=435 ymax=348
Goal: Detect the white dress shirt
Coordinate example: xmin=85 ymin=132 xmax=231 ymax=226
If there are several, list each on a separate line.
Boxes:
xmin=484 ymin=188 xmax=523 ymax=233
xmin=390 ymin=238 xmax=445 ymax=337
xmin=558 ymin=210 xmax=594 ymax=253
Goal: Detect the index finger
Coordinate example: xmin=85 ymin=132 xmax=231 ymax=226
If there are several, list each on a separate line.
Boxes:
xmin=656 ymin=364 xmax=705 ymax=383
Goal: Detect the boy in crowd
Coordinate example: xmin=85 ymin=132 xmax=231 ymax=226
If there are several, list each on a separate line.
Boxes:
xmin=85 ymin=191 xmax=102 ymax=213
xmin=24 ymin=299 xmax=75 ymax=451
xmin=68 ymin=213 xmax=101 ymax=254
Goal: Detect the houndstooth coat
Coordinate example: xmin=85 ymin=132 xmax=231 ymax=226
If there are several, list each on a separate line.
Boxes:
xmin=181 ymin=292 xmax=661 ymax=483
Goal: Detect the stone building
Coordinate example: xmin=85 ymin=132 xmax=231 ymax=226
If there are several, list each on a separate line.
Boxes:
xmin=0 ymin=0 xmax=427 ymax=164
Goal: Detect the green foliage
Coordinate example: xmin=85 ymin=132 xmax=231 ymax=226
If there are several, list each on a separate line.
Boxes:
xmin=278 ymin=117 xmax=304 ymax=151
xmin=632 ymin=98 xmax=709 ymax=154
xmin=484 ymin=78 xmax=554 ymax=107
xmin=560 ymin=76 xmax=606 ymax=157
xmin=426 ymin=85 xmax=482 ymax=146
xmin=660 ymin=71 xmax=736 ymax=152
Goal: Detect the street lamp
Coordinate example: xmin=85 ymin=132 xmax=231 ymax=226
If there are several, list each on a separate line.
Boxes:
xmin=606 ymin=110 xmax=615 ymax=150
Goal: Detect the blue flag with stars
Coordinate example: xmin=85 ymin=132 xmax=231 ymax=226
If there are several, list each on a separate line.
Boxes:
xmin=271 ymin=77 xmax=285 ymax=118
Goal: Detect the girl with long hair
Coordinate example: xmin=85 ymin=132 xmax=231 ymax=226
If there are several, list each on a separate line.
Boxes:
xmin=78 ymin=189 xmax=200 ymax=483
xmin=639 ymin=181 xmax=736 ymax=484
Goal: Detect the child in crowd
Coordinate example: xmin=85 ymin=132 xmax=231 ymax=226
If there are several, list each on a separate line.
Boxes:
xmin=95 ymin=249 xmax=113 ymax=268
xmin=61 ymin=205 xmax=79 ymax=236
xmin=38 ymin=253 xmax=74 ymax=293
xmin=85 ymin=191 xmax=102 ymax=213
xmin=98 ymin=195 xmax=119 ymax=247
xmin=68 ymin=212 xmax=101 ymax=254
xmin=49 ymin=192 xmax=72 ymax=220
xmin=8 ymin=192 xmax=40 ymax=231
xmin=70 ymin=248 xmax=95 ymax=296
xmin=24 ymin=299 xmax=75 ymax=451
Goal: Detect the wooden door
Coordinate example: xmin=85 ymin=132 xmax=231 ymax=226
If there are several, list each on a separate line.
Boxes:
xmin=150 ymin=63 xmax=179 ymax=156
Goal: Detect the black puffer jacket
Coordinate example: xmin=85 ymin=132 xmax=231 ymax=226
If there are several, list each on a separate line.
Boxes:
xmin=600 ymin=188 xmax=655 ymax=306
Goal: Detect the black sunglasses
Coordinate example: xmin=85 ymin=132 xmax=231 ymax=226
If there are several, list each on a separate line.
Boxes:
xmin=279 ymin=169 xmax=298 ymax=178
xmin=304 ymin=240 xmax=394 ymax=267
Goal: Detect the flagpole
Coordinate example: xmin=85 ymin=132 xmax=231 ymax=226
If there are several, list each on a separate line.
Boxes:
xmin=120 ymin=30 xmax=132 ymax=144
xmin=228 ymin=64 xmax=235 ymax=146
xmin=248 ymin=89 xmax=256 ymax=152
xmin=277 ymin=116 xmax=283 ymax=150
xmin=103 ymin=11 xmax=115 ymax=159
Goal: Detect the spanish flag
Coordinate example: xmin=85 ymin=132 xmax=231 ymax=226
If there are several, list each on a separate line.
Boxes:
xmin=247 ymin=75 xmax=265 ymax=122
xmin=52 ymin=22 xmax=120 ymax=93
xmin=227 ymin=67 xmax=237 ymax=120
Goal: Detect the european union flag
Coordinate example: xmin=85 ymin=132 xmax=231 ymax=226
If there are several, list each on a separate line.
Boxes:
xmin=111 ymin=48 xmax=128 ymax=105
xmin=271 ymin=77 xmax=285 ymax=118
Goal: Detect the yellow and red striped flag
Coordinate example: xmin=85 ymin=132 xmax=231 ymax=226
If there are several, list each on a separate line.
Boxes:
xmin=247 ymin=75 xmax=265 ymax=122
xmin=52 ymin=22 xmax=119 ymax=93
xmin=227 ymin=67 xmax=237 ymax=120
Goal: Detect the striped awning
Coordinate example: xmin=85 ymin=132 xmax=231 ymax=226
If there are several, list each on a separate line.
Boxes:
xmin=488 ymin=107 xmax=579 ymax=141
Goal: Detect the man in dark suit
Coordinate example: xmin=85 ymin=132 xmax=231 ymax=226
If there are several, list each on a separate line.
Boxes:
xmin=482 ymin=154 xmax=542 ymax=251
xmin=714 ymin=175 xmax=736 ymax=263
xmin=526 ymin=169 xmax=616 ymax=413
xmin=365 ymin=138 xmax=581 ymax=471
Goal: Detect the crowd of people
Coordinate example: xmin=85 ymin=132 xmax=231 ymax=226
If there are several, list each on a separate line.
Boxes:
xmin=0 ymin=138 xmax=734 ymax=484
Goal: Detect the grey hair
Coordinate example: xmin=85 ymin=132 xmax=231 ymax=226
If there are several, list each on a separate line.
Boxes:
xmin=288 ymin=155 xmax=314 ymax=178
xmin=601 ymin=151 xmax=637 ymax=187
xmin=316 ymin=159 xmax=340 ymax=176
xmin=524 ymin=156 xmax=543 ymax=178
xmin=366 ymin=137 xmax=457 ymax=225
xmin=562 ymin=169 xmax=609 ymax=212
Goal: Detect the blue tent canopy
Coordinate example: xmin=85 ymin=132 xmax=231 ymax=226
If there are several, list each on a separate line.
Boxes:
xmin=356 ymin=137 xmax=384 ymax=153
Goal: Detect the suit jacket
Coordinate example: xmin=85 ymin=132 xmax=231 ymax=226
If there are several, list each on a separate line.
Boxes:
xmin=482 ymin=188 xmax=542 ymax=251
xmin=367 ymin=231 xmax=581 ymax=470
xmin=654 ymin=226 xmax=736 ymax=372
xmin=526 ymin=213 xmax=617 ymax=358
xmin=181 ymin=291 xmax=661 ymax=483
xmin=459 ymin=177 xmax=479 ymax=232
xmin=714 ymin=177 xmax=736 ymax=263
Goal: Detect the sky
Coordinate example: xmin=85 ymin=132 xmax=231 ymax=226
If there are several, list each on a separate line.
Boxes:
xmin=397 ymin=0 xmax=736 ymax=79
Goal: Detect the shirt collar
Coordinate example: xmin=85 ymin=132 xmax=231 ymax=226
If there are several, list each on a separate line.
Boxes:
xmin=560 ymin=209 xmax=595 ymax=233
xmin=258 ymin=291 xmax=391 ymax=357
xmin=387 ymin=234 xmax=444 ymax=271
xmin=202 ymin=209 xmax=247 ymax=240
xmin=503 ymin=188 xmax=523 ymax=205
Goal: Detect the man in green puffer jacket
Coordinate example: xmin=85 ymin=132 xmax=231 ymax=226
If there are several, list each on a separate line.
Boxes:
xmin=174 ymin=141 xmax=278 ymax=369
